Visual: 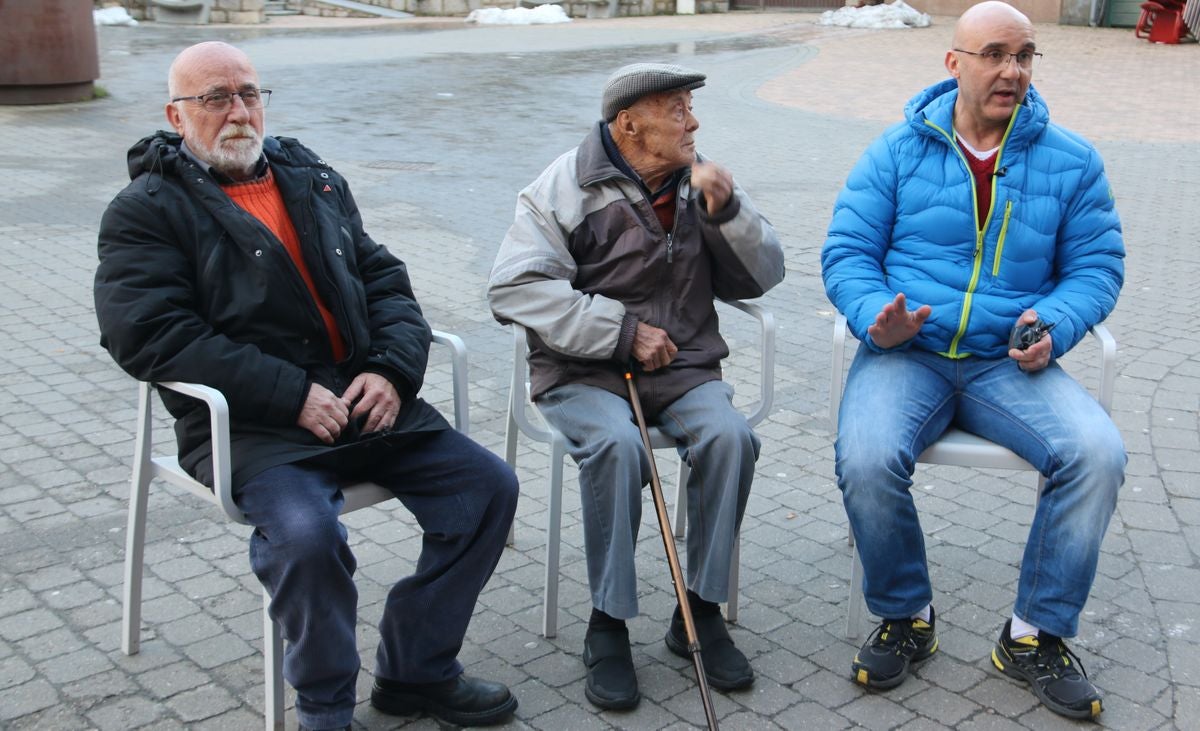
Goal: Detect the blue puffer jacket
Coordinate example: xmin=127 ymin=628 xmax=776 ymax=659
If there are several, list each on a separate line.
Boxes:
xmin=822 ymin=79 xmax=1124 ymax=359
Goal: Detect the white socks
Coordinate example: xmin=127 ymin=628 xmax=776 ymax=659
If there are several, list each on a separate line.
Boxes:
xmin=911 ymin=604 xmax=931 ymax=623
xmin=1010 ymin=614 xmax=1039 ymax=640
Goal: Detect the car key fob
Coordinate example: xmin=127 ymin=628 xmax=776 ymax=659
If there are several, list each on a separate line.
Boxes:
xmin=1009 ymin=318 xmax=1055 ymax=351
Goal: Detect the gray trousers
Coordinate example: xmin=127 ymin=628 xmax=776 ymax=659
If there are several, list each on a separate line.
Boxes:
xmin=538 ymin=380 xmax=759 ymax=619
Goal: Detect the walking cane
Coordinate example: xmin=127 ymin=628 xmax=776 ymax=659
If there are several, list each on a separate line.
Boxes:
xmin=624 ymin=369 xmax=719 ymax=731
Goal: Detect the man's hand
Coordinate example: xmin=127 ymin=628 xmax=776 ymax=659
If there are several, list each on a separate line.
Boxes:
xmin=343 ymin=373 xmax=402 ymax=434
xmin=691 ymin=162 xmax=734 ymax=216
xmin=867 ymin=293 xmax=931 ymax=349
xmin=632 ymin=322 xmax=678 ymax=372
xmin=1008 ymin=309 xmax=1053 ymax=372
xmin=297 ymin=383 xmax=350 ymax=445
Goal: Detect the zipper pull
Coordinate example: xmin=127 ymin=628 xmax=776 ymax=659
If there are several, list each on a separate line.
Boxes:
xmin=666 ymin=233 xmax=674 ymax=263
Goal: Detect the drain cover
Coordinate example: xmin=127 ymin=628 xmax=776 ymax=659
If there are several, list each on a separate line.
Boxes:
xmin=365 ymin=161 xmax=436 ymax=171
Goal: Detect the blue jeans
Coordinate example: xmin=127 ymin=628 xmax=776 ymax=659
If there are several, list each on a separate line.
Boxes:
xmin=538 ymin=380 xmax=759 ymax=620
xmin=235 ymin=429 xmax=518 ymax=731
xmin=836 ymin=348 xmax=1125 ymax=638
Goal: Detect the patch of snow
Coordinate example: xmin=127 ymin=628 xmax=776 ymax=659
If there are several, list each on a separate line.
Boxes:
xmin=94 ymin=6 xmax=139 ymax=26
xmin=466 ymin=4 xmax=572 ymax=25
xmin=817 ymin=0 xmax=931 ymax=29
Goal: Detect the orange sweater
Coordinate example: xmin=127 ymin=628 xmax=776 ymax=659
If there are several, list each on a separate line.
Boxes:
xmin=223 ymin=170 xmax=347 ymax=362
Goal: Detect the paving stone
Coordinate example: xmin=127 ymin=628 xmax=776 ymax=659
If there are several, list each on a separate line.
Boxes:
xmin=0 ymin=655 xmax=36 ymax=691
xmin=0 ymin=679 xmax=59 ymax=722
xmin=36 ymin=645 xmax=114 ymax=685
xmin=164 ymin=682 xmax=242 ymax=723
xmin=85 ymin=693 xmax=168 ymax=729
xmin=0 ymin=608 xmax=64 ymax=642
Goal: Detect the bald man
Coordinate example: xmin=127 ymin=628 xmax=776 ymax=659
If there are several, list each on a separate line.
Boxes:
xmin=95 ymin=42 xmax=518 ymax=730
xmin=821 ymin=2 xmax=1123 ymax=719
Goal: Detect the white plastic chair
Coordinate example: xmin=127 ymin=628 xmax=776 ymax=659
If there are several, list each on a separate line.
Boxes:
xmin=829 ymin=313 xmax=1116 ymax=638
xmin=121 ymin=331 xmax=469 ymax=731
xmin=504 ymin=300 xmax=776 ymax=638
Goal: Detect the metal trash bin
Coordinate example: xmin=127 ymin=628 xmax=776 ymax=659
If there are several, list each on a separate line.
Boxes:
xmin=0 ymin=0 xmax=100 ymax=105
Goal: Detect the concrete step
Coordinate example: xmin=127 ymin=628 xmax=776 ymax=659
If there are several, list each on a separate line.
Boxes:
xmin=300 ymin=0 xmax=414 ymax=18
xmin=264 ymin=1 xmax=300 ymax=14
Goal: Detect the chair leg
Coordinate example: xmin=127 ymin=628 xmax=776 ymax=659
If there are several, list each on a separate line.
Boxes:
xmin=726 ymin=534 xmax=740 ymax=623
xmin=847 ymin=526 xmax=864 ymax=639
xmin=542 ymin=439 xmax=566 ymax=638
xmin=263 ymin=591 xmax=285 ymax=731
xmin=121 ymin=465 xmax=151 ymax=656
xmin=504 ymin=397 xmax=519 ymax=547
xmin=122 ymin=384 xmax=155 ymax=657
xmin=672 ymin=458 xmax=690 ymax=539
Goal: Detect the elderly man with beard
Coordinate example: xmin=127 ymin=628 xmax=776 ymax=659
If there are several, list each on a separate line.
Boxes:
xmin=95 ymin=42 xmax=519 ymax=731
xmin=489 ymin=63 xmax=784 ymax=710
xmin=822 ymin=2 xmax=1124 ymax=719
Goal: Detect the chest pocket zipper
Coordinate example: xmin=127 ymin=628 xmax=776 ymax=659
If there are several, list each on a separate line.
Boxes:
xmin=992 ymin=200 xmax=1014 ymax=277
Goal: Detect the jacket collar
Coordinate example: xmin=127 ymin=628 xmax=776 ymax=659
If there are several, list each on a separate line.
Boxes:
xmin=178 ymin=140 xmax=268 ymax=185
xmin=905 ymin=78 xmax=1050 ymax=153
xmin=576 ymin=121 xmax=628 ymax=188
xmin=576 ymin=120 xmax=690 ymax=197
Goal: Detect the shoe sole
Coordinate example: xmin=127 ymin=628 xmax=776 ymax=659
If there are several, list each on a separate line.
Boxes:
xmin=991 ymin=647 xmax=1103 ymax=720
xmin=664 ymin=628 xmax=755 ymax=691
xmin=851 ymin=637 xmax=938 ymax=690
xmin=370 ymin=689 xmax=518 ymax=726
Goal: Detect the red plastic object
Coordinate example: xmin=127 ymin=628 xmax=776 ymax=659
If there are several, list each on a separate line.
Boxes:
xmin=1135 ymin=0 xmax=1188 ymax=43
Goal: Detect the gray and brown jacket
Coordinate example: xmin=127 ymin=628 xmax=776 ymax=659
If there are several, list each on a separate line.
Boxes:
xmin=488 ymin=122 xmax=784 ymax=415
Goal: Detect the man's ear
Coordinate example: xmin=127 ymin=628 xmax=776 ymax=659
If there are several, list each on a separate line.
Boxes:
xmin=944 ymin=50 xmax=960 ymax=80
xmin=613 ymin=109 xmax=638 ymax=139
xmin=164 ymin=101 xmax=185 ymax=134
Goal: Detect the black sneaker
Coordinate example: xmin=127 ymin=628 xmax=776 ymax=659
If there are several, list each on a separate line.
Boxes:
xmin=851 ymin=606 xmax=938 ymax=689
xmin=991 ymin=620 xmax=1103 ymax=719
xmin=583 ymin=624 xmax=640 ymax=710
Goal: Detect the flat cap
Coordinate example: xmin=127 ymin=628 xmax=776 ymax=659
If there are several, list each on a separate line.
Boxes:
xmin=601 ymin=62 xmax=706 ymax=122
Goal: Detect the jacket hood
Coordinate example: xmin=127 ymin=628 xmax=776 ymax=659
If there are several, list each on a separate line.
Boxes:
xmin=904 ymin=78 xmax=1050 ymax=151
xmin=124 ymin=132 xmax=314 ymax=190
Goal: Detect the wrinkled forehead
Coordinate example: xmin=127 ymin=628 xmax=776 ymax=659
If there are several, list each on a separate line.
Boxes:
xmin=633 ymin=88 xmax=694 ymax=113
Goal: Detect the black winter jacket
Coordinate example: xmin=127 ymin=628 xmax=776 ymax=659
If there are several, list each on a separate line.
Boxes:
xmin=95 ymin=132 xmax=448 ymax=488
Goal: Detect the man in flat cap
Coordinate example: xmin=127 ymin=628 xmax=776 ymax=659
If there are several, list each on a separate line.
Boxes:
xmin=489 ymin=62 xmax=784 ymax=709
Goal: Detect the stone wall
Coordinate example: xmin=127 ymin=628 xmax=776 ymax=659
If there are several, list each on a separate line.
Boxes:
xmin=100 ymin=0 xmax=266 ymax=23
xmin=292 ymin=0 xmax=727 ymax=17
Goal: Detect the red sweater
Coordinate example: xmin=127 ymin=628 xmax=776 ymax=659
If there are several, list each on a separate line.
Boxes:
xmin=223 ymin=170 xmax=347 ymax=362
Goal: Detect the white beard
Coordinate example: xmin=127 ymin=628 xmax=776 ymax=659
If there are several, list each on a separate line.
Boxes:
xmin=189 ymin=123 xmax=263 ymax=179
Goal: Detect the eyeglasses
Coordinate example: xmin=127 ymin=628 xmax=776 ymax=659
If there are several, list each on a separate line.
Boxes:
xmin=952 ymin=48 xmax=1042 ymax=70
xmin=171 ymin=88 xmax=272 ymax=113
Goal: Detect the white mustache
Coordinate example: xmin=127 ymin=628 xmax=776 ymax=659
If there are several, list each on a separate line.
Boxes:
xmin=219 ymin=125 xmax=259 ymax=143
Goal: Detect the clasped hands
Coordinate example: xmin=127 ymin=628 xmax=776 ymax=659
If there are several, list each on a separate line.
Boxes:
xmin=868 ymin=293 xmax=1051 ymax=372
xmin=297 ymin=372 xmax=400 ymax=445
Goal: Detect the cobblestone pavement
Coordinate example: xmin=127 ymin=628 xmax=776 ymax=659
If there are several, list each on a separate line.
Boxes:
xmin=1 ymin=10 xmax=1197 ymax=730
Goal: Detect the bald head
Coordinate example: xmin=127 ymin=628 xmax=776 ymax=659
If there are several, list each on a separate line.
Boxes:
xmin=952 ymin=1 xmax=1034 ymax=49
xmin=945 ymin=1 xmax=1037 ymax=148
xmin=167 ymin=42 xmax=257 ymax=98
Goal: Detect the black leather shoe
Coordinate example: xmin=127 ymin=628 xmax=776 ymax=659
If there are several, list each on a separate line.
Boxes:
xmin=665 ymin=605 xmax=754 ymax=691
xmin=583 ymin=624 xmax=640 ymax=710
xmin=370 ymin=674 xmax=517 ymax=726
